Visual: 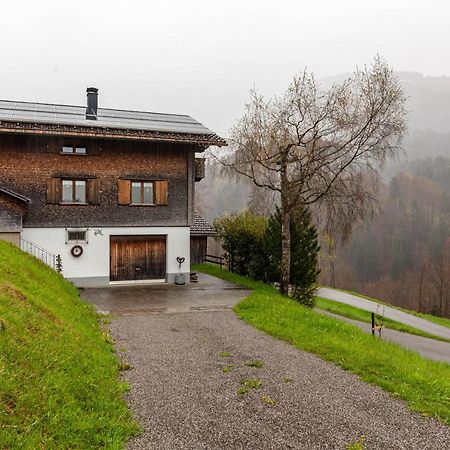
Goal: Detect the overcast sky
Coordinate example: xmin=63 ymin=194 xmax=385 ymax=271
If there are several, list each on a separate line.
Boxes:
xmin=0 ymin=0 xmax=449 ymax=136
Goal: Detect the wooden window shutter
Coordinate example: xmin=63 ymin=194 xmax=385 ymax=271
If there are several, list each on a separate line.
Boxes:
xmin=87 ymin=179 xmax=101 ymax=205
xmin=118 ymin=180 xmax=131 ymax=205
xmin=46 ymin=178 xmax=61 ymax=204
xmin=155 ymin=181 xmax=168 ymax=205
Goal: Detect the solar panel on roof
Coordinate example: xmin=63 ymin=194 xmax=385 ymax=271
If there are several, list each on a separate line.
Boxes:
xmin=0 ymin=99 xmax=224 ymax=143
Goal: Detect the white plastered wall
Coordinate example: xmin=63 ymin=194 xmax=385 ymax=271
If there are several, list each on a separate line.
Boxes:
xmin=21 ymin=226 xmax=190 ymax=285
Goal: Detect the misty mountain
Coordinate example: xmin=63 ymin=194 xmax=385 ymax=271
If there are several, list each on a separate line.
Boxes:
xmin=197 ymin=70 xmax=450 ymax=219
xmin=323 ymin=71 xmax=450 ymax=160
xmin=402 ymin=72 xmax=450 ymax=134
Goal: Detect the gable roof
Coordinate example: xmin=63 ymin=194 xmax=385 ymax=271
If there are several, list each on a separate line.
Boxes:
xmin=0 ymin=187 xmax=31 ymax=204
xmin=0 ymin=99 xmax=226 ymax=147
xmin=190 ymin=212 xmax=216 ymax=236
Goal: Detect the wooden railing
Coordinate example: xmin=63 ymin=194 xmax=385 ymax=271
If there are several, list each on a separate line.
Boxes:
xmin=20 ymin=237 xmax=62 ymax=272
xmin=205 ymin=254 xmax=225 ymax=269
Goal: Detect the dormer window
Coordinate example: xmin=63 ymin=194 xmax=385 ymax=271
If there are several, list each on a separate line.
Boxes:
xmin=62 ymin=145 xmax=87 ymax=155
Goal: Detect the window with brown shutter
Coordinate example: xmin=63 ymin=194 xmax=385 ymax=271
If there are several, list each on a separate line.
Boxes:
xmin=118 ymin=179 xmax=168 ymax=205
xmin=46 ymin=178 xmax=62 ymax=204
xmin=47 ymin=177 xmax=100 ymax=205
xmin=118 ymin=180 xmax=131 ymax=205
xmin=155 ymin=180 xmax=168 ymax=205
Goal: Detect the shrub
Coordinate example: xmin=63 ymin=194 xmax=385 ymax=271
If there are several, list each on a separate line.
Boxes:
xmin=214 ymin=207 xmax=320 ymax=306
xmin=214 ymin=211 xmax=267 ymax=279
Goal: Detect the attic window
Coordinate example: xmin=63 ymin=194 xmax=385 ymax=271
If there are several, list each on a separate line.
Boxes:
xmin=67 ymin=229 xmax=88 ymax=243
xmin=62 ymin=145 xmax=87 ymax=155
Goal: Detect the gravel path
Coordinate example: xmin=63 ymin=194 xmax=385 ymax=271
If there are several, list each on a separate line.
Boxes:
xmin=110 ymin=310 xmax=450 ymax=450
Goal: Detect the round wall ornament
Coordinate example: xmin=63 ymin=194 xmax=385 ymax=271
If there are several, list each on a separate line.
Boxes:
xmin=71 ymin=245 xmax=83 ymax=257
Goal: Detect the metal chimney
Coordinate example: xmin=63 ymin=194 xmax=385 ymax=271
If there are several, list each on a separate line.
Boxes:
xmin=86 ymin=87 xmax=98 ymax=120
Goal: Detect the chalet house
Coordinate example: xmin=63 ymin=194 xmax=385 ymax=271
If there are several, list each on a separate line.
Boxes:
xmin=0 ymin=88 xmax=225 ymax=286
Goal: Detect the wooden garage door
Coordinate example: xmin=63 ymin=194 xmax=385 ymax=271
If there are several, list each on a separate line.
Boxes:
xmin=110 ymin=235 xmax=166 ymax=282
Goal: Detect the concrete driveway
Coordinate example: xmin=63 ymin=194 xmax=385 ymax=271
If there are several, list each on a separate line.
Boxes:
xmin=318 ymin=287 xmax=450 ymax=340
xmin=82 ymin=273 xmax=251 ymax=315
xmin=82 ymin=275 xmax=450 ymax=449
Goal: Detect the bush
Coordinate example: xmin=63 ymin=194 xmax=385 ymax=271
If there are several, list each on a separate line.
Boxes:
xmin=214 ymin=211 xmax=267 ymax=279
xmin=214 ymin=208 xmax=320 ymax=306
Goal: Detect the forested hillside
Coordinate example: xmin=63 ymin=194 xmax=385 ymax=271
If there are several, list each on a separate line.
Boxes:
xmin=325 ymin=157 xmax=450 ymax=316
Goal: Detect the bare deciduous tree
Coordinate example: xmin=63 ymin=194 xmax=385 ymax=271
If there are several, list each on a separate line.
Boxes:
xmin=219 ymin=57 xmax=407 ymax=295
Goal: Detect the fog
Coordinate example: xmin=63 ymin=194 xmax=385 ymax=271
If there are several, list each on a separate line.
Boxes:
xmin=1 ymin=0 xmax=449 ymax=136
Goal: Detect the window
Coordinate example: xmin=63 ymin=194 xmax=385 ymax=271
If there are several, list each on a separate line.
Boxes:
xmin=62 ymin=180 xmax=86 ymax=203
xmin=62 ymin=145 xmax=87 ymax=155
xmin=131 ymin=181 xmax=154 ymax=205
xmin=117 ymin=179 xmax=168 ymax=206
xmin=67 ymin=229 xmax=88 ymax=243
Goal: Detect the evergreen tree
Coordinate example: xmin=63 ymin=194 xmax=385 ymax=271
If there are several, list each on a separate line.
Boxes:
xmin=264 ymin=206 xmax=320 ymax=307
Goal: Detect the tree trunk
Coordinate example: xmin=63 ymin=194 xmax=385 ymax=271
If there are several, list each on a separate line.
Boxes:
xmin=279 ymin=154 xmax=290 ymax=295
xmin=280 ymin=205 xmax=291 ymax=295
xmin=330 ymin=260 xmax=336 ymax=288
xmin=418 ymin=264 xmax=425 ymax=313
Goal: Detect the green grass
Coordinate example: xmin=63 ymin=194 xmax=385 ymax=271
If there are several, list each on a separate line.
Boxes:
xmin=330 ymin=287 xmax=450 ymax=329
xmin=237 ymin=378 xmax=262 ymax=395
xmin=261 ymin=395 xmax=276 ymax=406
xmin=315 ymin=296 xmax=450 ymax=342
xmin=194 ymin=263 xmax=450 ymax=425
xmin=222 ymin=364 xmax=236 ymax=373
xmin=245 ymin=359 xmax=264 ymax=368
xmin=346 ymin=436 xmax=365 ymax=450
xmin=0 ymin=241 xmax=139 ymax=448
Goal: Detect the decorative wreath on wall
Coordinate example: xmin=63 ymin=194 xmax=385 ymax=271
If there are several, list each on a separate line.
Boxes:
xmin=71 ymin=245 xmax=83 ymax=258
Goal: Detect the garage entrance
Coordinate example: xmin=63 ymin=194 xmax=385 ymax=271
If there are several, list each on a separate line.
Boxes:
xmin=110 ymin=235 xmax=166 ymax=282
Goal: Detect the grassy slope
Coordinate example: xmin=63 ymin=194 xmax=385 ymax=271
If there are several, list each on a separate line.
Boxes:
xmin=329 ymin=287 xmax=450 ymax=329
xmin=193 ymin=264 xmax=450 ymax=425
xmin=0 ymin=241 xmax=138 ymax=449
xmin=315 ymin=297 xmax=450 ymax=343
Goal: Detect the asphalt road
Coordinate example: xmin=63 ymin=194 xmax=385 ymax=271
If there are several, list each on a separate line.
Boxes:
xmin=318 ymin=310 xmax=450 ymax=363
xmin=318 ymin=287 xmax=450 ymax=341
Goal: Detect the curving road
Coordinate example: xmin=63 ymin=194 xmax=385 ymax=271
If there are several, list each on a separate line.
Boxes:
xmin=317 ymin=310 xmax=450 ymax=363
xmin=318 ymin=287 xmax=450 ymax=341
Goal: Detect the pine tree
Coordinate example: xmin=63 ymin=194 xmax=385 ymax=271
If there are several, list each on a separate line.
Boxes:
xmin=264 ymin=206 xmax=320 ymax=307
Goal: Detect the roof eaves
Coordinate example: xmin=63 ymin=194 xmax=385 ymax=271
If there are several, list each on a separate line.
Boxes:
xmin=190 ymin=212 xmax=217 ymax=236
xmin=0 ymin=120 xmax=227 ymax=147
xmin=0 ymin=187 xmax=31 ymax=204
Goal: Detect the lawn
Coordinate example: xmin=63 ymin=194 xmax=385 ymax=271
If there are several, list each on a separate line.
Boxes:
xmin=0 ymin=241 xmax=138 ymax=448
xmin=193 ymin=264 xmax=450 ymax=426
xmin=315 ymin=296 xmax=450 ymax=342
